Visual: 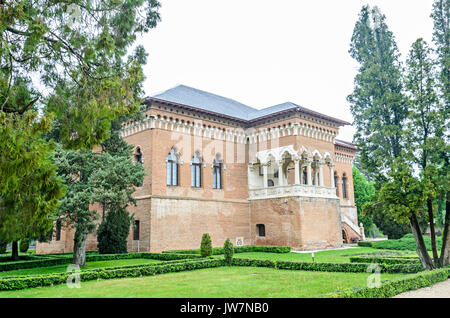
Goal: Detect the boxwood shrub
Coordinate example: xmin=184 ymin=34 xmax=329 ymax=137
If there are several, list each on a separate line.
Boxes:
xmin=232 ymin=258 xmax=423 ymax=273
xmin=331 ymin=268 xmax=450 ymax=298
xmin=0 ymin=259 xmax=225 ymax=291
xmin=164 ymin=245 xmax=291 ymax=255
xmin=349 ymin=256 xmax=420 ymax=265
xmin=357 ymin=241 xmax=373 ymax=247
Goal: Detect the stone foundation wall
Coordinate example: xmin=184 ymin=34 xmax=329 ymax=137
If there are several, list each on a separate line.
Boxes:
xmin=250 ymin=196 xmax=343 ymax=250
xmin=148 ymin=197 xmax=251 ymax=252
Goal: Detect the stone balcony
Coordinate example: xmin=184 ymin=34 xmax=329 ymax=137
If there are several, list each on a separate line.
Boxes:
xmin=248 ymin=184 xmax=338 ymax=201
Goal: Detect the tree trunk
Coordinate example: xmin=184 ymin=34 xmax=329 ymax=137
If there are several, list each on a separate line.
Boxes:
xmin=427 ymin=199 xmax=440 ymax=266
xmin=11 ymin=241 xmax=19 ymax=261
xmin=440 ymin=192 xmax=450 ymax=266
xmin=410 ymin=214 xmax=434 ymax=270
xmin=73 ymin=228 xmax=87 ymax=267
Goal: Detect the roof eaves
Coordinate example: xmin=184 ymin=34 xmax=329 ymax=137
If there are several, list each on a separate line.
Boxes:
xmin=144 ymin=97 xmax=351 ymax=127
xmin=145 ymin=97 xmax=249 ymax=124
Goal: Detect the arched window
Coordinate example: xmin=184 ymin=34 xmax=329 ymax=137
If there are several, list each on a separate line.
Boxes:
xmin=135 ymin=147 xmax=143 ymax=164
xmin=268 ymin=179 xmax=275 ymax=187
xmin=342 ymin=173 xmax=348 ymax=199
xmin=166 ymin=148 xmax=178 ymax=186
xmin=191 ymin=151 xmax=202 ymax=188
xmin=213 ymin=154 xmax=222 ymax=189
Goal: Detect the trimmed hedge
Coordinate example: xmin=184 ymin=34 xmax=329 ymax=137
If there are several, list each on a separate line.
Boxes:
xmin=357 ymin=241 xmax=373 ymax=247
xmin=232 ymin=258 xmax=424 ymax=274
xmin=0 ymin=257 xmax=212 ymax=280
xmin=349 ymin=256 xmax=420 ymax=265
xmin=331 ymin=268 xmax=450 ymax=298
xmin=164 ymin=245 xmax=291 ymax=255
xmin=0 ymin=252 xmax=202 ymax=272
xmin=0 ymin=259 xmax=225 ymax=291
xmin=371 ymin=234 xmax=443 ymax=251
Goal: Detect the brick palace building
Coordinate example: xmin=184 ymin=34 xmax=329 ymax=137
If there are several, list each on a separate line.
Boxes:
xmin=37 ymin=85 xmax=362 ymax=254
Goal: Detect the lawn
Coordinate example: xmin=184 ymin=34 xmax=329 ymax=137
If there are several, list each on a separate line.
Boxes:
xmin=0 ymin=258 xmax=162 ymax=277
xmin=225 ymin=247 xmax=415 ymax=263
xmin=0 ymin=266 xmax=408 ymax=298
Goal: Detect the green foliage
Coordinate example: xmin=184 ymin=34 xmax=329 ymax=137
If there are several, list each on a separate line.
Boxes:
xmin=371 ymin=211 xmax=411 ymax=239
xmin=332 ymin=268 xmax=450 ymax=298
xmin=348 ymin=5 xmax=407 ymax=182
xmin=97 ymin=209 xmax=132 ymax=254
xmin=54 ymin=142 xmax=144 ymax=265
xmin=223 ymin=238 xmax=234 ymax=266
xmin=371 ymin=234 xmax=443 ymax=251
xmin=19 ymin=239 xmax=29 ymax=253
xmin=352 ymin=167 xmax=375 ymax=235
xmin=357 ymin=241 xmax=373 ymax=247
xmin=163 ymin=245 xmax=291 ymax=255
xmin=1 ymin=1 xmax=161 ymax=149
xmin=378 ymin=159 xmax=428 ymax=224
xmin=52 ymin=148 xmax=102 ymax=265
xmin=200 ymin=233 xmax=213 ymax=257
xmin=431 ymin=0 xmax=450 ymax=108
xmin=89 ymin=152 xmax=145 ymax=213
xmin=0 ymin=241 xmax=6 ymax=254
xmin=0 ymin=111 xmax=65 ymax=244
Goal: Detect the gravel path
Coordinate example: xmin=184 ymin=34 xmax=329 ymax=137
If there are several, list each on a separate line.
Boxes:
xmin=392 ymin=279 xmax=450 ymax=298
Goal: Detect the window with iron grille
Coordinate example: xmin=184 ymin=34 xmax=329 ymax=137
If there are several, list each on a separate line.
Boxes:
xmin=256 ymin=224 xmax=266 ymax=237
xmin=133 ymin=220 xmax=140 ymax=241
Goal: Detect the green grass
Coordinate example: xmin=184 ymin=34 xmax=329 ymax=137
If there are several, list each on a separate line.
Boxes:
xmin=372 ymin=234 xmax=442 ymax=251
xmin=218 ymin=247 xmax=392 ymax=263
xmin=0 ymin=258 xmax=162 ymax=277
xmin=0 ymin=266 xmax=409 ymax=298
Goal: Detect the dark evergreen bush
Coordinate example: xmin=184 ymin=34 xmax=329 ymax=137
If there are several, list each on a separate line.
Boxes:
xmin=97 ymin=209 xmax=132 ymax=254
xmin=0 ymin=240 xmax=6 ymax=254
xmin=200 ymin=233 xmax=212 ymax=257
xmin=223 ymin=238 xmax=234 ymax=265
xmin=19 ymin=239 xmax=30 ymax=253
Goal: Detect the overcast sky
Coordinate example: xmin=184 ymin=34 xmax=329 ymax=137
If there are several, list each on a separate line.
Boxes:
xmin=137 ymin=0 xmax=435 ymax=142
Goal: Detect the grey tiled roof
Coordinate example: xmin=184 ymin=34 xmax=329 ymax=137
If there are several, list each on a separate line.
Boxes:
xmin=151 ymin=85 xmax=349 ymax=125
xmin=335 ymin=139 xmax=357 ymax=150
xmin=152 ymin=85 xmax=257 ymax=119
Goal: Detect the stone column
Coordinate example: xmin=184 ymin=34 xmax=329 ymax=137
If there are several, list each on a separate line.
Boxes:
xmin=319 ymin=161 xmax=324 ymax=187
xmin=329 ymin=163 xmax=335 ymax=188
xmin=307 ymin=160 xmax=312 ymax=186
xmin=294 ymin=159 xmax=300 ymax=185
xmin=263 ymin=164 xmax=268 ymax=188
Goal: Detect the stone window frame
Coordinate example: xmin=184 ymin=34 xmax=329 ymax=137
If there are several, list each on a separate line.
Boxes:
xmin=212 ymin=154 xmax=222 ymax=190
xmin=166 ymin=147 xmax=179 ymax=186
xmin=191 ymin=151 xmax=202 ymax=188
xmin=256 ymin=224 xmax=266 ymax=237
xmin=134 ymin=146 xmax=143 ymax=164
xmin=133 ymin=220 xmax=140 ymax=241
